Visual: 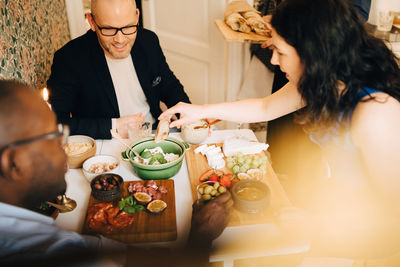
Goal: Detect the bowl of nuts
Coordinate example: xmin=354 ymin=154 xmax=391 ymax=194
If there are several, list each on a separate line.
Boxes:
xmin=90 ymin=173 xmax=124 ymax=202
xmin=197 ymin=181 xmax=227 ymax=202
xmin=82 ymin=155 xmax=119 ymax=182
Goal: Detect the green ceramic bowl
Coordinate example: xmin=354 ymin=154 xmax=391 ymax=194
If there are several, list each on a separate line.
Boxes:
xmin=121 ymin=137 xmax=189 ymax=180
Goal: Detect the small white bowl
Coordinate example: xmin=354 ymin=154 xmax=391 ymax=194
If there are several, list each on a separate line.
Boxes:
xmin=82 ymin=155 xmax=120 ymax=182
xmin=181 ymin=120 xmax=209 ymax=144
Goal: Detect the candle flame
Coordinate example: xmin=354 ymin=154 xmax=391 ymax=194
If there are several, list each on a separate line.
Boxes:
xmin=42 ymin=87 xmax=49 ymax=102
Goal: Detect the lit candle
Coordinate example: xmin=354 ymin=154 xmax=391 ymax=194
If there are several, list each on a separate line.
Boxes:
xmin=42 ymin=87 xmax=52 ymax=110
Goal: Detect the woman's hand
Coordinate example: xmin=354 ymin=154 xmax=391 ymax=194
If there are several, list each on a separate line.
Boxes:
xmin=159 ymin=102 xmax=207 ymax=129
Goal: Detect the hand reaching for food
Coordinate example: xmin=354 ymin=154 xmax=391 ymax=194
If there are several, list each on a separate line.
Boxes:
xmin=189 ymin=191 xmax=233 ymax=244
xmin=159 ymin=102 xmax=206 ymax=129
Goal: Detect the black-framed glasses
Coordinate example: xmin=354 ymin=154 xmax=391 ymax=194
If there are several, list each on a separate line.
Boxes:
xmin=0 ymin=124 xmax=70 ymax=151
xmin=92 ymin=15 xmax=138 ymax=36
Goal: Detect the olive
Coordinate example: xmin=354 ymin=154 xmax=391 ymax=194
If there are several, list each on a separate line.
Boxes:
xmin=204 ymin=186 xmax=213 ymax=195
xmin=202 ymin=194 xmax=211 ymax=201
xmin=218 ymin=186 xmax=226 ymax=193
xmin=198 ymin=187 xmax=204 ymax=194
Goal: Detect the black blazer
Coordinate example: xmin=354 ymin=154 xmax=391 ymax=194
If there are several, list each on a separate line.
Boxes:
xmin=47 ymin=29 xmax=190 ymax=139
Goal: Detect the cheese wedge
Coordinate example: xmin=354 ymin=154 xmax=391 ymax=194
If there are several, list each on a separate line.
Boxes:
xmin=223 ymin=137 xmax=269 ymax=157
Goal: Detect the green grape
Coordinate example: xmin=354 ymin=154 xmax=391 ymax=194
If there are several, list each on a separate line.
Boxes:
xmin=242 ymin=163 xmax=250 ymax=171
xmin=239 ymin=165 xmax=248 ymax=173
xmin=227 ymin=161 xmax=235 ymax=169
xmin=237 ymin=157 xmax=245 ymax=164
xmin=237 ymin=152 xmax=244 ymax=158
xmin=250 ymin=161 xmax=258 ymax=169
xmin=244 ymin=157 xmax=252 ymax=165
xmin=260 ymin=165 xmax=267 ymax=173
xmin=232 ymin=165 xmax=240 ymax=174
xmin=253 ymin=158 xmax=262 ymax=167
xmin=226 ymin=156 xmax=234 ymax=164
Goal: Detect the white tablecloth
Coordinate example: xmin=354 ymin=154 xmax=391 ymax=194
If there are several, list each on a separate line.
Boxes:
xmin=55 ymin=129 xmax=309 ymax=264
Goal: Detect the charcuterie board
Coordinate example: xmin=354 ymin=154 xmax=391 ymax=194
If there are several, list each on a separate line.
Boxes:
xmin=215 ymin=19 xmax=270 ymax=44
xmin=82 ymin=179 xmax=177 ymax=243
xmin=185 ymin=144 xmax=292 ymax=227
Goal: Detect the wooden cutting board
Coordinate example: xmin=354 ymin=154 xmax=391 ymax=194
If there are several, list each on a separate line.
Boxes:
xmin=185 ymin=144 xmax=292 ymax=227
xmin=82 ymin=179 xmax=177 ymax=243
xmin=215 ymin=19 xmax=270 ymax=43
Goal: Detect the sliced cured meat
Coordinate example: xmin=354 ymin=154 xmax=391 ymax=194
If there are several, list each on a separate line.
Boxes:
xmin=153 ymin=192 xmax=162 ymax=200
xmin=128 ymin=181 xmax=143 ymax=193
xmin=145 ymin=180 xmax=158 ymax=189
xmin=146 ymin=187 xmax=157 ymax=197
xmin=86 ymin=203 xmax=134 ymax=234
xmin=158 ymin=186 xmax=168 ymax=194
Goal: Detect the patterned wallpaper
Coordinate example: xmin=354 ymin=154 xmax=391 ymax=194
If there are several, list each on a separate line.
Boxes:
xmin=0 ymin=0 xmax=71 ymax=88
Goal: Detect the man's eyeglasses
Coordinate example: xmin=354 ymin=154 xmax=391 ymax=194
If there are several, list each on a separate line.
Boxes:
xmin=0 ymin=124 xmax=70 ymax=151
xmin=92 ymin=15 xmax=138 ymax=36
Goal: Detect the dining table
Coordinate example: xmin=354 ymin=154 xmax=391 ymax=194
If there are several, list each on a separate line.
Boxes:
xmin=55 ymin=129 xmax=310 ymax=267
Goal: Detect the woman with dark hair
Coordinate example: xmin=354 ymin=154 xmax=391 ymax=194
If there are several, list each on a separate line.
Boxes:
xmin=160 ymin=0 xmax=400 ymax=257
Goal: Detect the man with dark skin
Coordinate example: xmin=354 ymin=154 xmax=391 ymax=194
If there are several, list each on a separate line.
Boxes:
xmin=0 ymin=80 xmax=233 ymax=266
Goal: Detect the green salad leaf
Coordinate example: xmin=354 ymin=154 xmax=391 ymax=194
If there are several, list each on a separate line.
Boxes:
xmin=140 ymin=150 xmax=152 ymax=159
xmin=118 ymin=195 xmax=144 ymax=214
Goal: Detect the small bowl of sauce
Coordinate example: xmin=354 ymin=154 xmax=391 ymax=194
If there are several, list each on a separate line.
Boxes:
xmin=231 ymin=180 xmax=270 ymax=213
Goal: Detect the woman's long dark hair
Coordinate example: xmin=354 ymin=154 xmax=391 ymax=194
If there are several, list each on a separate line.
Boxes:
xmin=271 ymin=0 xmax=400 ymax=133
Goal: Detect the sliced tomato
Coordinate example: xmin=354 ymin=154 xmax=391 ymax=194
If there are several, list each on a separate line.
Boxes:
xmin=199 ymin=169 xmax=215 ymax=182
xmin=215 ymin=170 xmax=225 ymax=176
xmin=208 ymin=174 xmax=220 ymax=182
xmin=230 ymin=178 xmax=240 ymax=190
xmin=219 ymin=174 xmax=232 ymax=188
xmin=199 ymin=169 xmax=225 ymax=182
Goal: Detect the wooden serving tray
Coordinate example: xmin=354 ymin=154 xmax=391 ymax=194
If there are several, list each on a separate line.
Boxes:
xmin=215 ymin=19 xmax=270 ymax=44
xmin=185 ymin=144 xmax=292 ymax=227
xmin=83 ymin=179 xmax=177 ymax=243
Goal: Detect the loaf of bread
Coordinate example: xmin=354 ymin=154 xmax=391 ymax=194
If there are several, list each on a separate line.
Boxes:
xmin=242 ymin=11 xmax=269 ymax=36
xmin=224 ymin=0 xmax=269 ymax=36
xmin=225 ymin=12 xmax=251 ymax=33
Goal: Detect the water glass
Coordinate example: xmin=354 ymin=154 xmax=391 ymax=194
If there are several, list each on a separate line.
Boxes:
xmin=128 ymin=121 xmax=152 ymax=142
xmin=377 ymin=10 xmax=394 ymax=32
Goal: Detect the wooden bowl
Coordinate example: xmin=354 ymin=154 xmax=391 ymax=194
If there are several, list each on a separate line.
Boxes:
xmin=64 ymin=135 xmax=96 ymax=169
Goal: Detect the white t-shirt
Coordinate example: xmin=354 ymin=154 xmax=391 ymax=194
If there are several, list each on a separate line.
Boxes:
xmin=105 ymin=55 xmax=155 ymax=128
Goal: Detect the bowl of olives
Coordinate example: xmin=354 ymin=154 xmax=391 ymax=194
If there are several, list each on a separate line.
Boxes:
xmin=197 ymin=181 xmax=227 ymax=202
xmin=90 ymin=173 xmax=124 ymax=202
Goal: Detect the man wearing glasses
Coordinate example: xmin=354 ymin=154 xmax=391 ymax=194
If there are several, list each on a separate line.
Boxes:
xmin=0 ymin=81 xmax=232 ymax=266
xmin=47 ymin=0 xmax=190 ymax=139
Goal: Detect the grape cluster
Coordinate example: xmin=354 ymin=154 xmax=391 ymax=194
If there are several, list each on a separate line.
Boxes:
xmin=226 ymin=152 xmax=268 ymax=175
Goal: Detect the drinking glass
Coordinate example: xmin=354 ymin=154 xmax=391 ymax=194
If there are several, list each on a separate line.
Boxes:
xmin=128 ymin=122 xmax=152 ymax=142
xmin=377 ymin=10 xmax=394 ymax=32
